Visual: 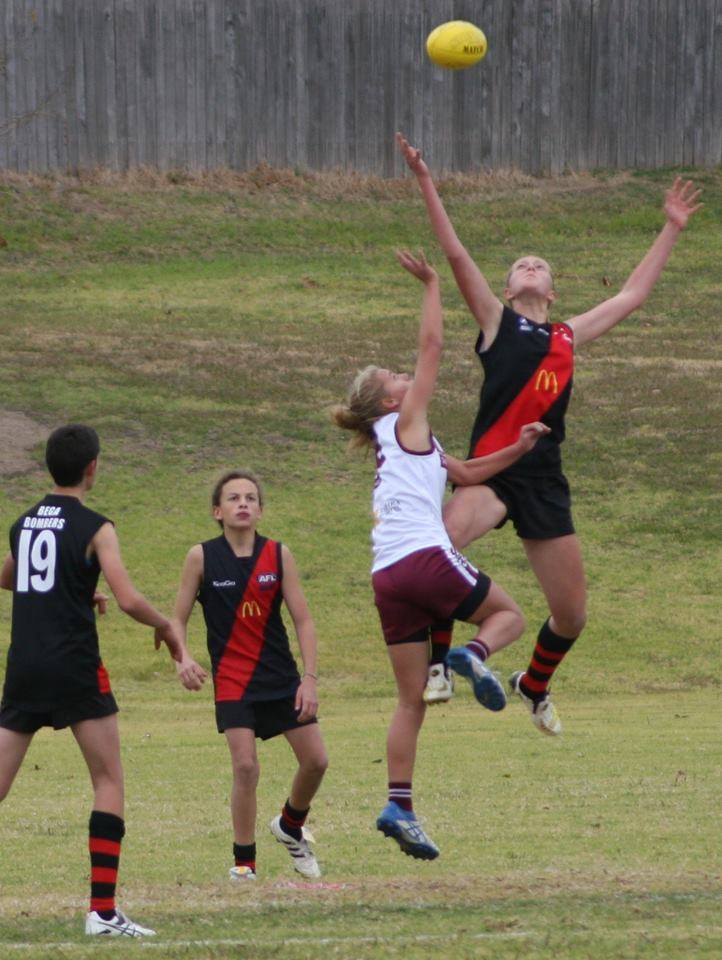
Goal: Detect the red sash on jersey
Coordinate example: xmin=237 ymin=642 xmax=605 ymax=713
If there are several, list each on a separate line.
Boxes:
xmin=472 ymin=324 xmax=574 ymax=457
xmin=214 ymin=539 xmax=280 ymax=701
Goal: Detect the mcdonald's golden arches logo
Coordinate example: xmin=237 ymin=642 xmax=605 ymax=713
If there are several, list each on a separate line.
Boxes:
xmin=241 ymin=600 xmax=261 ymax=618
xmin=535 ymin=369 xmax=559 ymax=394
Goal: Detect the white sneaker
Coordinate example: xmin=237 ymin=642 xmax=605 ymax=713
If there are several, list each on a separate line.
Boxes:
xmin=509 ymin=671 xmax=562 ymax=736
xmin=85 ymin=909 xmax=156 ymax=938
xmin=270 ymin=815 xmax=321 ymax=879
xmin=423 ymin=664 xmax=454 ymax=704
xmin=229 ymin=865 xmax=257 ymax=881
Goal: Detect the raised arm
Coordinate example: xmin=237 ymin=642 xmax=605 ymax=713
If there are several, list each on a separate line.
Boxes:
xmin=171 ymin=544 xmax=208 ymax=691
xmin=281 ymin=545 xmax=319 ymax=723
xmin=394 ymin=250 xmax=442 ymax=451
xmin=397 ymin=132 xmax=503 ymax=337
xmin=91 ymin=522 xmax=182 ymax=661
xmin=446 ymin=422 xmax=550 ymax=486
xmin=568 ymin=178 xmax=703 ymax=348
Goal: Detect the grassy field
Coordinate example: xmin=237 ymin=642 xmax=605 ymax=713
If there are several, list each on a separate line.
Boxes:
xmin=0 ymin=166 xmax=720 ymax=958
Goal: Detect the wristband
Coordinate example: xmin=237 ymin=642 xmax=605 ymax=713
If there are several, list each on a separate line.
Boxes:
xmin=303 ymin=672 xmax=318 ymax=680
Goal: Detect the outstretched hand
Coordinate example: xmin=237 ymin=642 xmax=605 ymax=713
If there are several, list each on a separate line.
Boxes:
xmin=664 ymin=177 xmax=703 ymax=230
xmin=396 ymin=132 xmax=429 ymax=177
xmin=518 ymin=422 xmax=551 ymax=452
xmin=395 ymin=249 xmax=437 ymax=284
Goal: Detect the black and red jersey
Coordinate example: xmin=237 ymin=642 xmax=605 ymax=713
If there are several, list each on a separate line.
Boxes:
xmin=468 ymin=306 xmax=574 ymax=475
xmin=2 ymin=494 xmax=112 ymax=711
xmin=197 ymin=534 xmax=300 ymax=704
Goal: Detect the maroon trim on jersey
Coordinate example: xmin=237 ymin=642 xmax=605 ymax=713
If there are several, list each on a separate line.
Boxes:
xmin=214 ymin=539 xmax=279 ymax=702
xmin=393 ymin=421 xmax=435 ymax=456
xmin=472 ymin=323 xmax=573 ymax=457
xmin=97 ymin=663 xmax=111 ymax=694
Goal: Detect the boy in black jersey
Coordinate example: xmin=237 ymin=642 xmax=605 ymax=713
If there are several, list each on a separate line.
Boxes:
xmin=172 ymin=470 xmax=328 ymax=881
xmin=0 ymin=424 xmax=182 ymax=938
xmin=397 ymin=133 xmax=702 ymax=734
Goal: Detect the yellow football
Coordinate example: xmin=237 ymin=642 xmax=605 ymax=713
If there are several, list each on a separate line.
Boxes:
xmin=426 ymin=20 xmax=488 ymax=70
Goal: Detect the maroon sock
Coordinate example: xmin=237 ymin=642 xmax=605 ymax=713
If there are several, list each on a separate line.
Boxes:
xmin=388 ymin=781 xmax=413 ymax=812
xmin=467 ymin=637 xmax=490 ymax=661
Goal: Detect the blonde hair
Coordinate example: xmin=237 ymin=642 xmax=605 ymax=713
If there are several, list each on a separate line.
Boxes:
xmin=331 ymin=365 xmax=387 ymax=449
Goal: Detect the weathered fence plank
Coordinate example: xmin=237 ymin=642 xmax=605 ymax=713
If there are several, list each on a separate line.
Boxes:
xmin=0 ymin=0 xmax=719 ymax=175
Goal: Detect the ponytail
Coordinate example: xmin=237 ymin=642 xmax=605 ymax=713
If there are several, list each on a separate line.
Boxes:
xmin=331 ymin=365 xmax=386 ymax=449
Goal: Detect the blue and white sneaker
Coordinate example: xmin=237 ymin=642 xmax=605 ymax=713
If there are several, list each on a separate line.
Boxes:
xmin=446 ymin=646 xmax=506 ymax=711
xmin=376 ymin=802 xmax=439 ymax=860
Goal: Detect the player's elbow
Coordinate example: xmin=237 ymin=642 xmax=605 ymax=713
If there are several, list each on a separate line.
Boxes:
xmin=619 ymin=288 xmax=646 ymax=314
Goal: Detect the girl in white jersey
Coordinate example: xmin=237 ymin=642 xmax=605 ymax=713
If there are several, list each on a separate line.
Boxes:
xmin=333 ymin=251 xmax=547 ymax=860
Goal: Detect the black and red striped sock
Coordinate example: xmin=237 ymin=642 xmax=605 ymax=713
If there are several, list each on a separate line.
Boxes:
xmin=466 ymin=637 xmax=491 ymax=662
xmin=233 ymin=842 xmax=256 ymax=873
xmin=280 ymin=799 xmax=309 ymax=841
xmin=89 ymin=810 xmax=125 ymax=920
xmin=388 ymin=781 xmax=413 ymax=812
xmin=520 ymin=619 xmax=578 ymax=701
xmin=429 ymin=620 xmax=453 ymax=667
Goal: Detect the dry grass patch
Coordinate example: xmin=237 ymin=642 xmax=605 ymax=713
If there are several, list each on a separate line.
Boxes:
xmin=0 ymin=164 xmax=634 ymax=204
xmin=0 ymin=410 xmax=47 ymax=477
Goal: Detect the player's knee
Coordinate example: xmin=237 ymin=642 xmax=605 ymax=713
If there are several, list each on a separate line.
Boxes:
xmin=398 ymin=696 xmax=426 ymax=719
xmin=233 ymin=757 xmax=260 ymax=786
xmin=302 ymin=750 xmax=328 ymax=779
xmin=443 ymin=508 xmax=466 ymax=549
xmin=496 ymin=596 xmax=525 ymax=638
xmin=511 ymin=606 xmax=526 ymax=639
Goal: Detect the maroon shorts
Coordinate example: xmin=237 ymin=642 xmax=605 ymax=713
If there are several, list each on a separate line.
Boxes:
xmin=372 ymin=545 xmax=491 ymax=645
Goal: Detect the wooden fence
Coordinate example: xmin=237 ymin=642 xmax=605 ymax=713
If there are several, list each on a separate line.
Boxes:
xmin=0 ymin=0 xmax=720 ymax=175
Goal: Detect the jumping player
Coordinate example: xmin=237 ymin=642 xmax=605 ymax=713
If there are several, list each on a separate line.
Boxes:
xmin=0 ymin=424 xmax=182 ymax=938
xmin=333 ymin=250 xmax=548 ymax=859
xmin=171 ymin=470 xmax=328 ymax=881
xmin=397 ymin=132 xmax=703 ymax=735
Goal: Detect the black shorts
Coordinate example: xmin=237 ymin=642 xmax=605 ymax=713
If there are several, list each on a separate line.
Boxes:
xmin=483 ymin=471 xmax=575 ymax=540
xmin=0 ymin=691 xmax=119 ymax=734
xmin=215 ymin=694 xmax=317 ymax=740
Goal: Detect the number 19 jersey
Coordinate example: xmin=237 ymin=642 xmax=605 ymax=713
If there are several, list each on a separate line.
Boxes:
xmin=2 ymin=494 xmax=111 ymax=711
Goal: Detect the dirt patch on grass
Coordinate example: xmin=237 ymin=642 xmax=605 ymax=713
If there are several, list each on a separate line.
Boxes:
xmin=0 ymin=410 xmax=46 ymax=476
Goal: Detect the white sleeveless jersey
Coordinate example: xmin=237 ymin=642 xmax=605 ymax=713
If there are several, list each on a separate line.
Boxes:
xmin=371 ymin=412 xmax=452 ymax=572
